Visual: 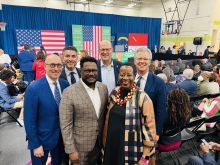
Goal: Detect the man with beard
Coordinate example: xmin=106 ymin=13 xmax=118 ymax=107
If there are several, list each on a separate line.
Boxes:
xmin=60 ymin=46 xmax=80 ymax=85
xmin=24 ymin=55 xmax=69 ymax=165
xmin=59 ymin=56 xmax=108 ymax=165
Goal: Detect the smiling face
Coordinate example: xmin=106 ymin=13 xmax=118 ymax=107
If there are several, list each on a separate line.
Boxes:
xmin=134 ymin=50 xmax=151 ymax=75
xmin=63 ymin=49 xmax=78 ymax=71
xmin=99 ymin=41 xmax=113 ymax=64
xmin=118 ymin=66 xmax=134 ymax=89
xmin=81 ymin=61 xmax=98 ymax=87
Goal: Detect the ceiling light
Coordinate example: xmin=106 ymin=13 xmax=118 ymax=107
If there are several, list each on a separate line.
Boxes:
xmin=128 ymin=3 xmax=136 ymax=8
xmin=105 ymin=0 xmax=113 ymax=4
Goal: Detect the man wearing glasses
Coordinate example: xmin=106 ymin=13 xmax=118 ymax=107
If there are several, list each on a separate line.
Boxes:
xmin=24 ymin=55 xmax=69 ymax=165
xmin=134 ymin=47 xmax=166 ymax=136
xmin=59 ymin=56 xmax=108 ymax=165
xmin=97 ymin=40 xmax=122 ymax=94
xmin=60 ymin=46 xmax=80 ymax=85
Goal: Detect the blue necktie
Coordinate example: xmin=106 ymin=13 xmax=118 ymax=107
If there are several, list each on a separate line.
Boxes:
xmin=53 ymin=81 xmax=61 ymax=105
xmin=70 ymin=72 xmax=76 ymax=84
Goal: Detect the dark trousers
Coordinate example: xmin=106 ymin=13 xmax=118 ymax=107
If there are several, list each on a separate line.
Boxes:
xmin=23 ymin=71 xmax=35 ymax=84
xmin=30 ymin=136 xmax=69 ymax=165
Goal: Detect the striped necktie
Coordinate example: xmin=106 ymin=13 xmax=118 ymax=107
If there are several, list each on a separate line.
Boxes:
xmin=53 ymin=81 xmax=61 ymax=105
xmin=136 ymin=76 xmax=142 ymax=87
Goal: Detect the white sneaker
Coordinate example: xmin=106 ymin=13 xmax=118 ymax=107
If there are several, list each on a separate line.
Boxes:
xmin=16 ymin=119 xmax=24 ymax=126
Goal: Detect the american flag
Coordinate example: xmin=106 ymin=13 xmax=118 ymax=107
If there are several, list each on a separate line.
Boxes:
xmin=16 ymin=29 xmax=65 ymax=54
xmin=83 ymin=26 xmax=102 ymax=59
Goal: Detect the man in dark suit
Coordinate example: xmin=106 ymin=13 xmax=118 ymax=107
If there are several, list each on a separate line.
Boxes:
xmin=24 ymin=55 xmax=69 ymax=165
xmin=18 ymin=44 xmax=36 ymax=83
xmin=134 ymin=47 xmax=166 ymax=136
xmin=97 ymin=40 xmax=122 ymax=94
xmin=204 ymin=46 xmax=210 ymax=59
xmin=60 ymin=46 xmax=80 ymax=85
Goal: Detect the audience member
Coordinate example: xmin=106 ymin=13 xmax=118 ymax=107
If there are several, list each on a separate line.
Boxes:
xmin=134 ymin=47 xmax=166 ymax=136
xmin=176 ymin=58 xmax=186 ymax=73
xmin=97 ymin=40 xmax=122 ymax=94
xmin=103 ymin=65 xmax=158 ymax=165
xmin=166 ymin=47 xmax=172 ymax=55
xmin=208 ymin=73 xmax=220 ymax=94
xmin=188 ymin=142 xmax=220 ymax=165
xmin=177 ymin=69 xmax=197 ymax=96
xmin=197 ymin=71 xmax=213 ymax=96
xmin=159 ymin=88 xmax=191 ymax=151
xmin=200 ymin=58 xmax=212 ymax=71
xmin=0 ymin=49 xmax=11 ymax=66
xmin=59 ymin=56 xmax=108 ymax=165
xmin=18 ymin=44 xmax=36 ymax=83
xmin=172 ymin=45 xmax=177 ymax=55
xmin=178 ymin=45 xmax=186 ymax=55
xmin=32 ymin=51 xmax=46 ymax=80
xmin=160 ymin=46 xmax=166 ymax=53
xmin=213 ymin=65 xmax=220 ymax=85
xmin=24 ymin=55 xmax=69 ymax=165
xmin=192 ymin=64 xmax=202 ymax=81
xmin=60 ymin=46 xmax=80 ymax=85
xmin=168 ymin=60 xmax=180 ymax=74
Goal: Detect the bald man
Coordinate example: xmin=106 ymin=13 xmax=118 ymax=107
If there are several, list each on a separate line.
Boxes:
xmin=97 ymin=40 xmax=122 ymax=94
xmin=24 ymin=55 xmax=69 ymax=165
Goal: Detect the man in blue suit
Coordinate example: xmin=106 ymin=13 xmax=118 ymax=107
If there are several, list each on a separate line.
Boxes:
xmin=18 ymin=44 xmax=36 ymax=83
xmin=24 ymin=55 xmax=69 ymax=165
xmin=134 ymin=47 xmax=166 ymax=136
xmin=97 ymin=40 xmax=122 ymax=94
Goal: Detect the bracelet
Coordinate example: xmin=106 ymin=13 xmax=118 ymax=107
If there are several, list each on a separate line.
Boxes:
xmin=140 ymin=157 xmax=149 ymax=165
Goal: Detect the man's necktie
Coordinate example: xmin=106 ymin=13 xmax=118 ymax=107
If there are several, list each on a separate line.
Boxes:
xmin=70 ymin=72 xmax=76 ymax=84
xmin=136 ymin=76 xmax=142 ymax=87
xmin=53 ymin=81 xmax=61 ymax=105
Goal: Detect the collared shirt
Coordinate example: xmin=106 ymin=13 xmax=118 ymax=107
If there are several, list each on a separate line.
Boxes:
xmin=81 ymin=79 xmax=101 ymax=117
xmin=65 ymin=67 xmax=79 ymax=85
xmin=0 ymin=54 xmax=11 ymax=65
xmin=46 ymin=75 xmax=61 ymax=98
xmin=135 ymin=72 xmax=149 ymax=91
xmin=0 ymin=79 xmax=7 ymax=86
xmin=100 ymin=60 xmax=115 ymax=94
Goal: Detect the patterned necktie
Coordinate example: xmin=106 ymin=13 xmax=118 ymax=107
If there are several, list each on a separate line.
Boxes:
xmin=70 ymin=72 xmax=76 ymax=84
xmin=136 ymin=76 xmax=142 ymax=87
xmin=53 ymin=81 xmax=61 ymax=105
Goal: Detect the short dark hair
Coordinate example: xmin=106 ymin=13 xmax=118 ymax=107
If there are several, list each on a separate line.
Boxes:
xmin=36 ymin=51 xmax=45 ymax=60
xmin=80 ymin=56 xmax=97 ymax=68
xmin=62 ymin=46 xmax=78 ymax=53
xmin=0 ymin=69 xmax=15 ymax=80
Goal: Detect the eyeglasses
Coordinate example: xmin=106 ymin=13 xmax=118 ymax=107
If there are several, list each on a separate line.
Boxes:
xmin=82 ymin=69 xmax=98 ymax=74
xmin=100 ymin=48 xmax=111 ymax=52
xmin=46 ymin=63 xmax=63 ymax=68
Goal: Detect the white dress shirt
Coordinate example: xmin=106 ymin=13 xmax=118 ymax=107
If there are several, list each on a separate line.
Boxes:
xmin=81 ymin=79 xmax=101 ymax=117
xmin=65 ymin=67 xmax=80 ymax=84
xmin=100 ymin=60 xmax=115 ymax=94
xmin=135 ymin=72 xmax=149 ymax=91
xmin=46 ymin=75 xmax=61 ymax=98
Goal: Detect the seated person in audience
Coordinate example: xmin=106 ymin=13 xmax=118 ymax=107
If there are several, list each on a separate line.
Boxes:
xmin=176 ymin=58 xmax=186 ymax=73
xmin=200 ymin=58 xmax=212 ymax=71
xmin=0 ymin=69 xmax=24 ymax=109
xmin=213 ymin=65 xmax=220 ymax=85
xmin=192 ymin=64 xmax=202 ymax=81
xmin=208 ymin=73 xmax=220 ymax=94
xmin=157 ymin=73 xmax=177 ymax=98
xmin=0 ymin=49 xmax=11 ymax=66
xmin=197 ymin=71 xmax=214 ymax=96
xmin=158 ymin=88 xmax=191 ymax=151
xmin=188 ymin=141 xmax=220 ymax=165
xmin=32 ymin=51 xmax=46 ymax=80
xmin=168 ymin=60 xmax=180 ymax=75
xmin=177 ymin=69 xmax=197 ymax=96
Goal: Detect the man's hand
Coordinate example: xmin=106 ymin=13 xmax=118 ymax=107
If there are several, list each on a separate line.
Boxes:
xmin=209 ymin=142 xmax=220 ymax=151
xmin=69 ymin=152 xmax=80 ymax=162
xmin=200 ymin=143 xmax=209 ymax=153
xmin=33 ymin=146 xmax=44 ymax=157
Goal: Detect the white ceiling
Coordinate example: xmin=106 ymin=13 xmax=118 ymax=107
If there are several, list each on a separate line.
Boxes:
xmin=64 ymin=0 xmax=166 ymax=9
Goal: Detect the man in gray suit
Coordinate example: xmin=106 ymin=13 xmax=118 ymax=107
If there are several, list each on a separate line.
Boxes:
xmin=59 ymin=56 xmax=108 ymax=165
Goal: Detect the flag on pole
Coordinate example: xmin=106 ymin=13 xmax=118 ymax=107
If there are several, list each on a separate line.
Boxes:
xmin=16 ymin=29 xmax=65 ymax=54
xmin=72 ymin=25 xmax=111 ymax=59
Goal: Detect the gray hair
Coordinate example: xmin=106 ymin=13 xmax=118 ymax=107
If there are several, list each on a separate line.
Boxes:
xmin=157 ymin=73 xmax=168 ymax=83
xmin=183 ymin=68 xmax=194 ymax=80
xmin=134 ymin=47 xmax=152 ymax=60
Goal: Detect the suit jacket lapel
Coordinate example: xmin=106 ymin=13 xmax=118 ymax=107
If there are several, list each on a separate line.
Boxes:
xmin=144 ymin=72 xmax=153 ymax=92
xmin=97 ymin=83 xmax=105 ymax=119
xmin=78 ymin=82 xmax=98 ymax=120
xmin=43 ymin=77 xmax=57 ymax=107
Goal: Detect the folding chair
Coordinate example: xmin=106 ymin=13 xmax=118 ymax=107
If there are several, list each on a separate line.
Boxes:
xmin=0 ymin=107 xmax=23 ymax=127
